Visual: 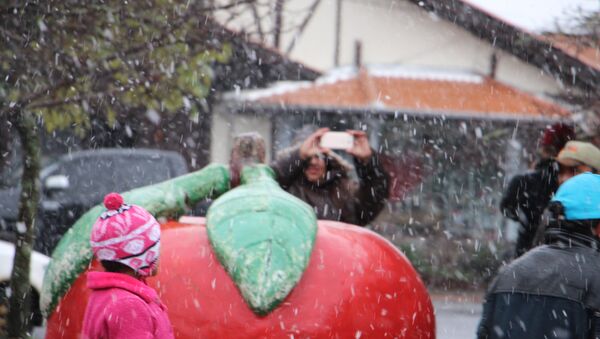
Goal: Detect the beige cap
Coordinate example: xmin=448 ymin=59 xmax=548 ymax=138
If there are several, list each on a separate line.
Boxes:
xmin=557 ymin=141 xmax=600 ymax=171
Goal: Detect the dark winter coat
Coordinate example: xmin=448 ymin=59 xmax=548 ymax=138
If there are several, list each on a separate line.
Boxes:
xmin=477 ymin=229 xmax=600 ymax=339
xmin=500 ymin=158 xmax=560 ymax=256
xmin=271 ymin=148 xmax=388 ymax=226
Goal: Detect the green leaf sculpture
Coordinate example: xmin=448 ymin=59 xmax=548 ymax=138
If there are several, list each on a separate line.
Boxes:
xmin=207 ymin=165 xmax=317 ymax=315
xmin=40 ymin=164 xmax=230 ymax=317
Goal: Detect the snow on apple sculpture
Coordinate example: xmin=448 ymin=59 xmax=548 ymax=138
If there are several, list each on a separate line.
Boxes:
xmin=41 ymin=163 xmax=435 ymax=338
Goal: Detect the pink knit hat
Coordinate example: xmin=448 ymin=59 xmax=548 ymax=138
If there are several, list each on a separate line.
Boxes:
xmin=90 ymin=193 xmax=161 ymax=276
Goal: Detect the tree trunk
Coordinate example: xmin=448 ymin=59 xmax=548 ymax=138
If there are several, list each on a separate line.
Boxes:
xmin=0 ymin=113 xmax=11 ymax=176
xmin=6 ymin=110 xmax=40 ymax=339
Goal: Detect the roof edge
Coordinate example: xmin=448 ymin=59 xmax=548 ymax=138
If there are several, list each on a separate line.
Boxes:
xmin=220 ymin=102 xmax=569 ymax=123
xmin=408 ymin=0 xmax=600 ymax=94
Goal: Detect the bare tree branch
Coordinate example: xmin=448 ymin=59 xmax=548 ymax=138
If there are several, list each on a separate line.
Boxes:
xmin=202 ymin=0 xmax=257 ymax=12
xmin=285 ymin=0 xmax=321 ymax=55
xmin=249 ymin=2 xmax=265 ymax=41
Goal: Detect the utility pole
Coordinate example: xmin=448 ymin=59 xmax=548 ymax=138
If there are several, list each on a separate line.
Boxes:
xmin=354 ymin=40 xmax=362 ymax=68
xmin=489 ymin=53 xmax=498 ymax=79
xmin=334 ymin=0 xmax=342 ymax=66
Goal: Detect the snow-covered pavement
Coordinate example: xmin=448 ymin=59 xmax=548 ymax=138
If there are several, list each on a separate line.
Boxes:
xmin=433 ymin=292 xmax=483 ymax=339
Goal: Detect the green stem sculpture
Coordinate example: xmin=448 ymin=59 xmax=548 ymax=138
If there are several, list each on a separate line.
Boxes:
xmin=41 ymin=163 xmax=318 ymax=318
xmin=40 ymin=164 xmax=230 ymax=317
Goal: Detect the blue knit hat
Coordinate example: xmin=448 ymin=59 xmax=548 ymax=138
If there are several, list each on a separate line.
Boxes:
xmin=552 ymin=173 xmax=600 ymax=221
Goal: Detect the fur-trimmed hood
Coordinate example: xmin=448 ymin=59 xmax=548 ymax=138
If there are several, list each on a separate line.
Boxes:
xmin=275 ymin=146 xmax=354 ymax=185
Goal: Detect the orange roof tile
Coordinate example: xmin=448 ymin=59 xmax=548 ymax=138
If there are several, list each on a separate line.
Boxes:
xmin=242 ymin=67 xmax=570 ymax=120
xmin=539 ymin=34 xmax=600 ymax=72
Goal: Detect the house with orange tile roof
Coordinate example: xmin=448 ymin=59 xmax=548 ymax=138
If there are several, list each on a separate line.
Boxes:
xmin=211 ymin=64 xmax=571 ymax=234
xmin=233 ymin=66 xmax=569 ymax=120
xmin=215 ymin=0 xmax=599 ymax=132
xmin=209 ymin=0 xmax=593 ymax=235
xmin=216 ymin=0 xmax=578 ymax=99
xmin=213 ymin=64 xmax=569 ymax=161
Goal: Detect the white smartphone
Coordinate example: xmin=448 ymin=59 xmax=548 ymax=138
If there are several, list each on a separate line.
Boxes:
xmin=320 ymin=131 xmax=354 ymax=150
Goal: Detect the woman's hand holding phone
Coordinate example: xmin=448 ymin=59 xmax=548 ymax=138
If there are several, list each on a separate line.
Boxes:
xmin=345 ymin=130 xmax=372 ymax=164
xmin=308 ymin=129 xmax=373 ymax=164
xmin=299 ymin=128 xmax=331 ymax=160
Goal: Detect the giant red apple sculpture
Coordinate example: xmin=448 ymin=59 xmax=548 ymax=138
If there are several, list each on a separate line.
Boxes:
xmin=41 ymin=164 xmax=435 ymax=338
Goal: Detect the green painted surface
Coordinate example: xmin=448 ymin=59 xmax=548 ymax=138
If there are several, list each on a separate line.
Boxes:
xmin=207 ymin=165 xmax=317 ymax=316
xmin=40 ymin=163 xmax=230 ymax=317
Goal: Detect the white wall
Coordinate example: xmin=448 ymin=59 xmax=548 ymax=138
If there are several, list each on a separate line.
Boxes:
xmin=287 ymin=0 xmax=561 ymax=94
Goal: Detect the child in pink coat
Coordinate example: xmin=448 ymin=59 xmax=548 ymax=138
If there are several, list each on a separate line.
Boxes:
xmin=82 ymin=193 xmax=174 ymax=339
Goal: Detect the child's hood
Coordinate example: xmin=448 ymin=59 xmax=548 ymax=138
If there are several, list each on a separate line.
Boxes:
xmin=86 ymin=271 xmax=160 ymax=305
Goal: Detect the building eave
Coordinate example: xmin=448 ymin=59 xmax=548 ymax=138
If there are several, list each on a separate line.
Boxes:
xmin=220 ymin=101 xmax=566 ymax=123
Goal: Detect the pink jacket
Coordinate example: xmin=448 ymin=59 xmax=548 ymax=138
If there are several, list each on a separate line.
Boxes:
xmin=82 ymin=271 xmax=174 ymax=339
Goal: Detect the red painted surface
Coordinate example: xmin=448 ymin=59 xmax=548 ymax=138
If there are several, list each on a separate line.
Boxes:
xmin=47 ymin=220 xmax=435 ymax=338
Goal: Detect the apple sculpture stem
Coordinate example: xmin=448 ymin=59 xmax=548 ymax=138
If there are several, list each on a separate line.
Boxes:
xmin=40 ymin=164 xmax=230 ymax=318
xmin=206 ymin=165 xmax=317 ymax=315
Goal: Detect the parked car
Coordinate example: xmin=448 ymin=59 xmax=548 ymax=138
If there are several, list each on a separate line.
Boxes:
xmin=0 ymin=239 xmax=50 ymax=335
xmin=0 ymin=148 xmax=188 ymax=255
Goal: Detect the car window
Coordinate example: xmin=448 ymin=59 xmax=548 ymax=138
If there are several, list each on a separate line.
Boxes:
xmin=113 ymin=156 xmax=173 ymax=190
xmin=52 ymin=154 xmax=174 ymax=201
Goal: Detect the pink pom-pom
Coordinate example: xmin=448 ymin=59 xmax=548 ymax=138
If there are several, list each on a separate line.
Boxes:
xmin=103 ymin=192 xmax=124 ymax=210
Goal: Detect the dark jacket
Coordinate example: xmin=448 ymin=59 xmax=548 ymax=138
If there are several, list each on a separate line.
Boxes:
xmin=477 ymin=229 xmax=600 ymax=339
xmin=271 ymin=148 xmax=388 ymax=226
xmin=500 ymin=158 xmax=560 ymax=256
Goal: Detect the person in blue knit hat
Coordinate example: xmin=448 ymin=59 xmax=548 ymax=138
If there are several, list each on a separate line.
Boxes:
xmin=478 ymin=172 xmax=600 ymax=339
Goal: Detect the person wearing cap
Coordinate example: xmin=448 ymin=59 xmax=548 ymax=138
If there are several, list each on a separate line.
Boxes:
xmin=82 ymin=193 xmax=174 ymax=339
xmin=478 ymin=173 xmax=600 ymax=339
xmin=529 ymin=141 xmax=600 ymax=245
xmin=556 ymin=140 xmax=600 ymax=184
xmin=271 ymin=127 xmax=388 ymax=226
xmin=500 ymin=122 xmax=575 ymax=257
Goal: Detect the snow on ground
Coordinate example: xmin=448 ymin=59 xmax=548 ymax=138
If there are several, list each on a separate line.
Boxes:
xmin=432 ymin=291 xmax=483 ymax=339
